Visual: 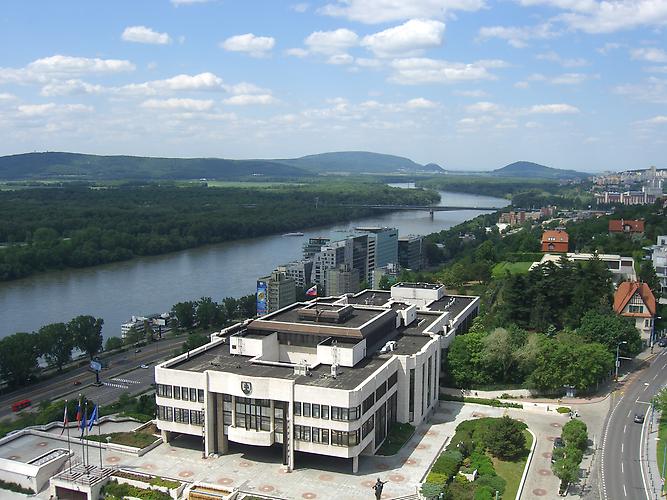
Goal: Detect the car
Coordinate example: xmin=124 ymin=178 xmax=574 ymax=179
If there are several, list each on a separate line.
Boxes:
xmin=634 ymin=414 xmax=645 ymax=424
xmin=134 ymin=348 xmax=142 ymax=353
xmin=73 ymin=380 xmax=81 ymax=386
xmin=553 ymin=437 xmax=565 ymax=449
xmin=658 ymin=338 xmax=667 ymax=347
xmin=140 ymin=364 xmax=149 ymax=369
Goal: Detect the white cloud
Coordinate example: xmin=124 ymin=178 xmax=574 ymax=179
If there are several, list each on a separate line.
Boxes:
xmin=478 ymin=22 xmax=558 ymax=48
xmin=120 ymin=72 xmax=224 ymax=95
xmin=514 ymin=81 xmax=530 ymax=89
xmin=286 ymin=48 xmax=309 ymax=58
xmin=223 ymin=94 xmax=277 ymax=105
xmin=529 ymin=72 xmax=596 ymax=85
xmin=171 ymin=0 xmax=211 ymax=5
xmin=0 ymin=92 xmax=15 ymax=101
xmin=389 ymin=57 xmax=501 ymax=85
xmin=122 ymin=26 xmax=171 ymax=45
xmin=361 ymin=19 xmax=445 ymax=58
xmin=221 ymin=33 xmax=276 ymax=57
xmin=405 ymin=97 xmax=438 ymax=109
xmin=614 ymin=77 xmax=667 ymax=103
xmin=327 ymin=53 xmax=355 ymax=65
xmin=320 ymin=0 xmax=485 ymax=24
xmin=529 ymin=103 xmax=580 ymax=114
xmin=17 ymin=103 xmax=93 ymax=117
xmin=356 ymin=58 xmax=383 ymax=68
xmin=141 ymin=98 xmax=214 ymax=111
xmin=517 ymin=0 xmax=667 ymax=34
xmin=631 ymin=47 xmax=667 ymax=63
xmin=28 ymin=55 xmax=135 ymax=75
xmin=635 ymin=115 xmax=667 ymax=126
xmin=597 ymin=42 xmax=623 ymax=54
xmin=454 ymin=89 xmax=488 ymax=97
xmin=305 ymin=28 xmax=358 ymax=55
xmin=40 ymin=79 xmax=105 ymax=96
xmin=536 ymin=51 xmax=588 ymax=67
xmin=291 ymin=2 xmax=309 ymax=12
xmin=466 ymin=101 xmax=499 ymax=113
xmin=224 ymin=82 xmax=268 ymax=95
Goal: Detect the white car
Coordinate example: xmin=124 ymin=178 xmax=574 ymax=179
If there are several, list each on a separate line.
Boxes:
xmin=140 ymin=364 xmax=150 ymax=369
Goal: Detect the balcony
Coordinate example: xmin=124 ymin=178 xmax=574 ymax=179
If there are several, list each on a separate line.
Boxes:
xmin=227 ymin=426 xmax=274 ymax=447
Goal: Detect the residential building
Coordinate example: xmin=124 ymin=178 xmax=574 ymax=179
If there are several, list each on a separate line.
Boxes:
xmin=154 ymin=283 xmax=479 ymax=473
xmin=257 ymin=268 xmax=297 ymax=315
xmin=325 ymin=264 xmax=361 ymax=296
xmin=595 ymin=191 xmax=656 ymax=205
xmin=303 ymin=237 xmax=330 ymax=260
xmin=541 ymin=229 xmax=569 ymax=253
xmin=645 ymin=235 xmax=667 ymax=300
xmin=608 ymin=219 xmax=645 ymax=236
xmin=530 ymin=252 xmax=637 ymax=284
xmin=613 ymin=281 xmax=657 ymax=344
xmin=398 ymin=235 xmax=425 ymax=271
xmin=283 ymin=260 xmax=313 ymax=289
xmin=355 ymin=227 xmax=398 ymax=284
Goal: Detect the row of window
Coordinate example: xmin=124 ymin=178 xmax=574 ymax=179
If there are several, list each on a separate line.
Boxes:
xmin=293 ymin=425 xmax=362 ymax=447
xmin=156 ymin=384 xmax=204 ymax=403
xmin=293 ymin=402 xmax=363 ymax=421
xmin=157 ymin=405 xmax=204 ymax=425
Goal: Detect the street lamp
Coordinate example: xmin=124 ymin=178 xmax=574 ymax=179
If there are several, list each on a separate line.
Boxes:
xmin=652 ymin=316 xmax=662 ymax=349
xmin=615 ymin=341 xmax=628 ymax=381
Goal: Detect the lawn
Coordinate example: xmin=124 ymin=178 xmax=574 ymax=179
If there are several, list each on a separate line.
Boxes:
xmin=86 ymin=423 xmax=159 ymax=448
xmin=491 ymin=261 xmax=533 ymax=279
xmin=492 ymin=430 xmax=533 ymax=499
xmin=658 ymin=416 xmax=667 ymax=489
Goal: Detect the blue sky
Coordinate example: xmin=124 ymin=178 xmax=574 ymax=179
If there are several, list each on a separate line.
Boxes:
xmin=0 ymin=1 xmax=666 ymax=172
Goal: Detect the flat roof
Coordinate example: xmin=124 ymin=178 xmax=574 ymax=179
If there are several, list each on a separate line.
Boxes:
xmin=393 ymin=282 xmax=442 ymax=290
xmin=426 ymin=295 xmax=476 ymax=318
xmin=347 ymin=290 xmax=391 ymax=306
xmin=258 ymin=303 xmax=379 ymax=329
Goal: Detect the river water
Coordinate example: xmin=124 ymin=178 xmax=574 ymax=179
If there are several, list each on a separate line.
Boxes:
xmin=0 ymin=188 xmax=508 ymax=340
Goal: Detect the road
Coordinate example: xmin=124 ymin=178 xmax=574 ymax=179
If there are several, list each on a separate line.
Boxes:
xmin=0 ymin=335 xmax=186 ymax=419
xmin=599 ymin=349 xmax=667 ymax=500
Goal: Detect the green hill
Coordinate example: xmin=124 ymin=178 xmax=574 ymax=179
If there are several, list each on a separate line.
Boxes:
xmin=491 ymin=161 xmax=589 ymax=180
xmin=0 ymin=152 xmax=309 ymax=181
xmin=280 ymin=151 xmax=444 ymax=174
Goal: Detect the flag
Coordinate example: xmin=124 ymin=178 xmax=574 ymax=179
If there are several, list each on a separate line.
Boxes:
xmin=75 ymin=400 xmax=82 ymax=426
xmin=306 ymin=285 xmax=317 ymax=297
xmin=60 ymin=402 xmax=69 ymax=436
xmin=80 ymin=405 xmax=87 ymax=438
xmin=88 ymin=404 xmax=98 ymax=431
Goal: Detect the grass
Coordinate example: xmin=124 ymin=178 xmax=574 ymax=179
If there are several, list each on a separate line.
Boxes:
xmin=491 ymin=261 xmax=533 ymax=278
xmin=86 ymin=423 xmax=159 ymax=448
xmin=492 ymin=430 xmax=533 ymax=499
xmin=376 ymin=422 xmax=415 ymax=455
xmin=658 ymin=416 xmax=667 ymax=487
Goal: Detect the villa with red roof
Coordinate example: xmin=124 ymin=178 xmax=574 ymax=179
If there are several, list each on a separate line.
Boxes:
xmin=608 ymin=219 xmax=645 ymax=236
xmin=613 ymin=281 xmax=657 ymax=344
xmin=541 ymin=229 xmax=569 ymax=253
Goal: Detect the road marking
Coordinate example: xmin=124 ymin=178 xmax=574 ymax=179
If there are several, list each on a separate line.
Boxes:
xmin=622 ymin=443 xmax=624 ymax=453
xmin=111 ymin=378 xmax=140 ymax=384
xmin=636 ymin=400 xmax=652 ymax=405
xmin=639 ymin=404 xmax=651 ymax=499
xmin=621 ymin=462 xmax=624 ymax=473
xmin=628 ymin=410 xmax=632 ymax=417
xmin=623 ymin=484 xmax=627 ymax=496
xmin=103 ymin=382 xmax=129 ymax=389
xmin=654 ymin=373 xmax=659 ymax=380
xmin=624 ymin=424 xmax=627 ymax=433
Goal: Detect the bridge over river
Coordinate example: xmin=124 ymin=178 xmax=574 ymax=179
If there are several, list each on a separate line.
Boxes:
xmin=344 ymin=204 xmax=499 ymax=217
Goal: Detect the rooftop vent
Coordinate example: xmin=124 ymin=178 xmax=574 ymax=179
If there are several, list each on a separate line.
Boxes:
xmin=297 ymin=304 xmax=354 ymax=323
xmin=380 ymin=341 xmax=397 ymax=354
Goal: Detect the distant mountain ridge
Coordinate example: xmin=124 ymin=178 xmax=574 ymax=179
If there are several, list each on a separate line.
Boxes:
xmin=491 ymin=161 xmax=590 ymax=180
xmin=0 ymin=151 xmax=444 ymax=180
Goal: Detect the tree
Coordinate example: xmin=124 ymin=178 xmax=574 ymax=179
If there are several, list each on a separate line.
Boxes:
xmin=0 ymin=332 xmax=40 ymax=387
xmin=237 ymin=294 xmax=256 ymax=319
xmin=482 ymin=328 xmax=517 ymax=383
xmin=577 ymin=309 xmax=642 ymax=355
xmin=445 ymin=330 xmax=491 ymax=388
xmin=378 ymin=275 xmax=392 ymax=290
xmin=485 ymin=416 xmax=527 ymax=460
xmin=639 ymin=260 xmax=661 ymax=298
xmin=38 ymin=322 xmax=73 ymax=372
xmin=181 ymin=332 xmax=209 ymax=353
xmin=123 ymin=327 xmax=141 ymax=346
xmin=68 ymin=315 xmax=104 ymax=360
xmin=562 ymin=419 xmax=588 ymax=452
xmin=171 ymin=301 xmax=196 ymax=329
xmin=196 ymin=296 xmax=221 ymax=328
xmin=552 ymin=456 xmax=579 ymax=485
xmin=105 ymin=336 xmax=123 ymax=351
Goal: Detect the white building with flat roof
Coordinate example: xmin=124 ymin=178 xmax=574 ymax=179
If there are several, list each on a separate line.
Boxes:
xmin=154 ymin=283 xmax=479 ymax=473
xmin=530 ymin=252 xmax=636 ymax=284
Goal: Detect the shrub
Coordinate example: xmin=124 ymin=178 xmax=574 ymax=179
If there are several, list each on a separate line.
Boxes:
xmin=557 ymin=406 xmax=571 ymax=414
xmin=432 ymin=449 xmax=463 ymax=480
xmin=486 ymin=416 xmax=527 ymax=460
xmin=474 ymin=486 xmax=494 ymax=500
xmin=476 ymin=474 xmax=506 ymax=495
xmin=421 ymin=482 xmax=445 ymax=499
xmin=439 ymin=394 xmax=523 ymax=409
xmin=469 ymin=451 xmax=495 ymax=477
xmin=0 ymin=479 xmax=34 ymax=495
xmin=562 ymin=419 xmax=588 ymax=452
xmin=102 ymin=480 xmax=171 ymax=500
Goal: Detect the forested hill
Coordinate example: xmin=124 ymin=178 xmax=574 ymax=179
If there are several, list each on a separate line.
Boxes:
xmin=0 ymin=151 xmax=444 ymax=180
xmin=280 ymin=151 xmax=444 ymax=174
xmin=0 ymin=152 xmax=309 ymax=181
xmin=491 ymin=161 xmax=590 ymax=180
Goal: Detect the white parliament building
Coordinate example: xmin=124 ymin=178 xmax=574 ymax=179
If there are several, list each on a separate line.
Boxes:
xmin=154 ymin=283 xmax=479 ymax=472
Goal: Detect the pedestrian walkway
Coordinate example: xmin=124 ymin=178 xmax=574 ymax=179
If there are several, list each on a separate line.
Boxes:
xmin=645 ymin=408 xmax=664 ymax=499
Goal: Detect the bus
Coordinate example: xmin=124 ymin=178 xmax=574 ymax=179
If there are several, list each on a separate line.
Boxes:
xmin=11 ymin=399 xmax=31 ymax=412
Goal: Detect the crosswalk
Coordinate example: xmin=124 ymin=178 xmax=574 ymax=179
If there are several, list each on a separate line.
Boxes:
xmin=102 ymin=378 xmax=141 ymax=390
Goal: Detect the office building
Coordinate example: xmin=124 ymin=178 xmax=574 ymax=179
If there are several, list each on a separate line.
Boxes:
xmin=257 ymin=268 xmax=297 ymax=315
xmin=398 ymin=235 xmax=425 ymax=271
xmin=325 ymin=264 xmax=360 ymax=296
xmin=155 ymin=283 xmax=480 ymax=473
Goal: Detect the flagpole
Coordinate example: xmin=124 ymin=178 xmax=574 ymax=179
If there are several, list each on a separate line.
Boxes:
xmin=64 ymin=400 xmax=72 ymax=473
xmin=85 ymin=401 xmax=90 ymax=472
xmin=98 ymin=406 xmax=103 ymax=470
xmin=83 ymin=401 xmax=88 ymax=472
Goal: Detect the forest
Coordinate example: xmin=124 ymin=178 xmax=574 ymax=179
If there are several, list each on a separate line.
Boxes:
xmin=0 ymin=181 xmax=439 ymax=281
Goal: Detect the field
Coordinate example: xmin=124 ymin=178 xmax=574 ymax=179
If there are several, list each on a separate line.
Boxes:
xmin=493 ymin=430 xmax=533 ymax=499
xmin=491 ymin=261 xmax=534 ymax=278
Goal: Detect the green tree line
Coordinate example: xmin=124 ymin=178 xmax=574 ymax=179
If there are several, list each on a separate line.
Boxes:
xmin=0 ymin=182 xmax=439 ymax=281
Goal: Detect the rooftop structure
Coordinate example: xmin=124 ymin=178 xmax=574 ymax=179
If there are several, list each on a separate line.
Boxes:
xmin=609 ymin=219 xmax=645 ymax=235
xmin=155 ymin=283 xmax=479 ymax=474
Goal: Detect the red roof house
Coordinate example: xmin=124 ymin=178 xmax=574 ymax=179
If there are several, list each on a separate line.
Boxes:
xmin=608 ymin=219 xmax=645 ymax=235
xmin=613 ymin=281 xmax=657 ymax=343
xmin=541 ymin=229 xmax=569 ymax=253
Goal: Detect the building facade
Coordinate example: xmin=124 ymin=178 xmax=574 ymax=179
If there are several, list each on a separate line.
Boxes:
xmin=155 ymin=283 xmax=479 ymax=473
xmin=541 ymin=229 xmax=569 ymax=253
xmin=398 ymin=235 xmax=425 ymax=271
xmin=613 ymin=281 xmax=657 ymax=344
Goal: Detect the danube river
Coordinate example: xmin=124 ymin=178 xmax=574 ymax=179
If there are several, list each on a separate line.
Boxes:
xmin=0 ymin=189 xmax=508 ymax=340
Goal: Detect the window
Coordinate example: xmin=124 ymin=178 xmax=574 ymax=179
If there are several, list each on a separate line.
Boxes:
xmin=321 ymin=405 xmax=329 ymax=419
xmin=388 ymin=371 xmax=398 ymax=390
xmin=375 ymin=381 xmax=387 ymax=401
xmin=174 ymin=407 xmax=189 ymax=424
xmin=330 ymin=405 xmax=361 ymax=421
xmin=294 ymin=425 xmax=311 ymax=442
xmin=235 ymin=398 xmax=271 ymax=432
xmin=198 ymin=389 xmax=204 ymax=403
xmin=331 ymin=429 xmax=360 ymax=447
xmin=190 ymin=410 xmax=204 ymax=425
xmin=421 ymin=364 xmax=426 ymax=415
xmin=294 ymin=402 xmax=302 ymax=416
xmin=409 ymin=368 xmax=415 ymax=421
xmin=157 ymin=384 xmax=172 ymax=398
xmin=322 ymin=428 xmax=329 ymax=444
xmin=173 ymin=386 xmax=180 ymax=400
xmin=312 ymin=404 xmax=320 ymax=418
xmin=363 ymin=394 xmax=375 ymax=414
xmin=190 ymin=388 xmax=197 ymax=402
xmin=427 ymin=357 xmax=432 ymax=410
xmin=158 ymin=405 xmax=173 ymax=421
xmin=303 ymin=403 xmax=311 ymax=418
xmin=629 ymin=305 xmax=644 ymax=313
xmin=182 ymin=387 xmax=189 ymax=401
xmin=362 ymin=415 xmax=374 ymax=439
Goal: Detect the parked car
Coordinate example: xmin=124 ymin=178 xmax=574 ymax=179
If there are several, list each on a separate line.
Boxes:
xmin=634 ymin=414 xmax=645 ymax=424
xmin=73 ymin=380 xmax=81 ymax=386
xmin=134 ymin=348 xmax=142 ymax=353
xmin=658 ymin=338 xmax=667 ymax=347
xmin=140 ymin=364 xmax=149 ymax=369
xmin=553 ymin=437 xmax=565 ymax=449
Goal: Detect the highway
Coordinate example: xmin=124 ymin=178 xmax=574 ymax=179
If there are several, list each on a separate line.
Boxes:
xmin=0 ymin=335 xmax=186 ymax=419
xmin=599 ymin=349 xmax=667 ymax=500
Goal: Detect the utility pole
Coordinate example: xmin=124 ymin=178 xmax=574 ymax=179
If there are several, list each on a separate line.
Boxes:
xmin=615 ymin=341 xmax=628 ymax=381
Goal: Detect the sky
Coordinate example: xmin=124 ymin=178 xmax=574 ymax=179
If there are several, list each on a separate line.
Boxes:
xmin=0 ymin=1 xmax=666 ymax=172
